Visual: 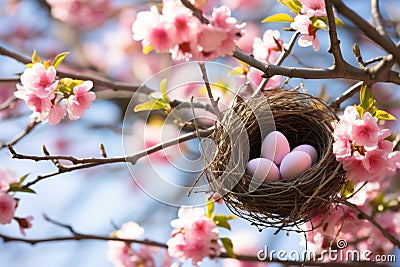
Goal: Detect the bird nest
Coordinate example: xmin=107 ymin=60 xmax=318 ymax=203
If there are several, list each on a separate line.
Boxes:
xmin=207 ymin=89 xmax=346 ymax=230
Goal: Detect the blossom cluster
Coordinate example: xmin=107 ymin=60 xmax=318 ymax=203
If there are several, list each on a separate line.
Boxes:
xmin=302 ymin=194 xmax=400 ymax=260
xmin=132 ymin=0 xmax=245 ymax=61
xmin=332 ymin=106 xmax=400 ymax=184
xmin=108 ymin=221 xmax=171 ymax=267
xmin=15 ymin=62 xmax=96 ymax=125
xmin=167 ymin=206 xmax=221 ymax=266
xmin=290 ymin=0 xmax=327 ymax=51
xmin=248 ymin=30 xmax=284 ymax=88
xmin=0 ymin=169 xmax=33 ymax=236
xmin=46 ymin=0 xmax=112 ymax=29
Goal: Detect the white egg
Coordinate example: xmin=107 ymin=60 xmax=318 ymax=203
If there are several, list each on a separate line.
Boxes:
xmin=280 ymin=151 xmax=312 ymax=180
xmin=261 ymin=131 xmax=290 ymax=165
xmin=246 ymin=158 xmax=280 ymax=182
xmin=292 ymin=144 xmax=319 ymax=164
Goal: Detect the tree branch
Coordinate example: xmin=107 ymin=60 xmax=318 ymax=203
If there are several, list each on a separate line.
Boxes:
xmin=9 ymin=127 xmax=214 ymax=187
xmin=324 ymin=0 xmax=346 ymax=67
xmin=329 ymin=81 xmax=363 ymax=111
xmin=371 ymin=0 xmax=387 ymax=36
xmin=340 ymin=200 xmax=400 ymax=248
xmin=332 ymin=0 xmax=400 ymax=64
xmin=198 ymin=62 xmax=220 ymax=116
xmin=0 ymin=120 xmax=39 ymax=149
xmin=0 ymin=45 xmax=150 ymax=94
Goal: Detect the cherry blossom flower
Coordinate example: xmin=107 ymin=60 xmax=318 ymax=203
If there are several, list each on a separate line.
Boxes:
xmin=17 ymin=63 xmax=58 ymax=98
xmin=350 ymin=112 xmax=379 ymax=147
xmin=132 ymin=1 xmax=244 ymax=61
xmin=290 ymin=15 xmax=320 ymax=51
xmin=247 ymin=67 xmax=282 ymax=89
xmin=0 ymin=193 xmax=17 ymax=225
xmin=47 ymin=104 xmax=67 ymax=126
xmin=252 ymin=30 xmax=283 ymax=64
xmin=299 ymin=0 xmax=327 ymax=17
xmin=107 ymin=221 xmax=165 ymax=267
xmin=167 ymin=206 xmax=221 ymax=266
xmin=67 ymin=81 xmax=96 ymax=120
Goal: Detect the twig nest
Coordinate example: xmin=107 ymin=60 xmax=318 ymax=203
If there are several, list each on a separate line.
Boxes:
xmin=207 ymin=89 xmax=346 ymax=229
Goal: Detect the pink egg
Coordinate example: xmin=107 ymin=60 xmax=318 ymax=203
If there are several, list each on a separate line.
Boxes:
xmin=246 ymin=158 xmax=280 ymax=182
xmin=292 ymin=144 xmax=318 ymax=164
xmin=280 ymin=151 xmax=312 ymax=180
xmin=261 ymin=131 xmax=290 ymax=165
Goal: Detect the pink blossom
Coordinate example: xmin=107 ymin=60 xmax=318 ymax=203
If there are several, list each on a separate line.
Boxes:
xmin=115 ymin=221 xmax=145 ymax=240
xmin=21 ymin=92 xmax=54 ymax=122
xmin=299 ymin=0 xmax=326 ymax=17
xmin=46 ymin=0 xmax=111 ymax=28
xmin=15 ymin=216 xmax=33 ymax=236
xmin=247 ymin=68 xmax=282 ymax=89
xmin=341 ymin=152 xmax=370 ymax=184
xmin=17 ymin=63 xmax=58 ymax=98
xmin=0 ymin=193 xmax=16 ymax=225
xmin=252 ymin=30 xmax=283 ymax=64
xmin=350 ymin=112 xmax=379 ymax=147
xmin=0 ymin=168 xmax=18 ymax=193
xmin=67 ymin=81 xmax=96 ymax=120
xmin=47 ymin=104 xmax=67 ymax=125
xmin=167 ymin=206 xmax=221 ymax=266
xmin=290 ymin=15 xmax=320 ymax=51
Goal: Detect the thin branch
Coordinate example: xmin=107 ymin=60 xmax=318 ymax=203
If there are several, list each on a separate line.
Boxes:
xmin=0 ymin=120 xmax=39 ymax=149
xmin=329 ymin=81 xmax=363 ymax=111
xmin=11 ymin=127 xmax=214 ymax=187
xmin=371 ymin=0 xmax=387 ymax=36
xmin=180 ymin=0 xmax=209 ymax=24
xmin=0 ymin=78 xmax=19 ymax=83
xmin=198 ymin=62 xmax=220 ymax=116
xmin=324 ymin=0 xmax=346 ymax=67
xmin=0 ymin=45 xmax=150 ymax=94
xmin=332 ymin=0 xmax=400 ymax=64
xmin=340 ymin=200 xmax=400 ymax=248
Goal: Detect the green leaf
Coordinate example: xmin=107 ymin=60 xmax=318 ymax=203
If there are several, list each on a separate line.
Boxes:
xmin=311 ymin=18 xmax=327 ymax=30
xmin=8 ymin=184 xmax=36 ymax=194
xmin=18 ymin=173 xmax=30 ymax=184
xmin=278 ymin=0 xmax=302 ymax=14
xmin=133 ymin=100 xmax=167 ymax=112
xmin=159 ymin=79 xmax=170 ymax=105
xmin=213 ymin=215 xmax=231 ymax=230
xmin=206 ymin=199 xmax=214 ymax=218
xmin=335 ymin=17 xmax=344 ymax=27
xmin=31 ymin=50 xmax=41 ymax=64
xmin=52 ymin=52 xmax=70 ymax=68
xmin=220 ymin=237 xmax=236 ymax=259
xmin=375 ymin=110 xmax=397 ymax=121
xmin=359 ymin=82 xmax=374 ymax=111
xmin=340 ymin=179 xmax=354 ymax=198
xmin=57 ymin=78 xmax=83 ymax=94
xmin=262 ymin=13 xmax=294 ymax=23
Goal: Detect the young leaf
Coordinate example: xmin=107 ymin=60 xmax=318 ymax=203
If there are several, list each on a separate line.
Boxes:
xmin=359 ymin=82 xmax=374 ymax=111
xmin=18 ymin=173 xmax=30 ymax=184
xmin=262 ymin=13 xmax=294 ymax=23
xmin=8 ymin=184 xmax=36 ymax=194
xmin=375 ymin=110 xmax=397 ymax=121
xmin=335 ymin=17 xmax=344 ymax=27
xmin=278 ymin=0 xmax=302 ymax=14
xmin=134 ymin=100 xmax=167 ymax=112
xmin=206 ymin=199 xmax=214 ymax=218
xmin=53 ymin=52 xmax=70 ymax=68
xmin=31 ymin=50 xmax=41 ymax=64
xmin=213 ymin=215 xmax=231 ymax=230
xmin=220 ymin=237 xmax=236 ymax=259
xmin=159 ymin=79 xmax=170 ymax=105
xmin=311 ymin=18 xmax=327 ymax=30
xmin=340 ymin=179 xmax=354 ymax=198
xmin=355 ymin=105 xmax=364 ymax=118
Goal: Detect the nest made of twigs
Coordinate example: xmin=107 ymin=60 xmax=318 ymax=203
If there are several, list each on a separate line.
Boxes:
xmin=207 ymin=89 xmax=346 ymax=230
